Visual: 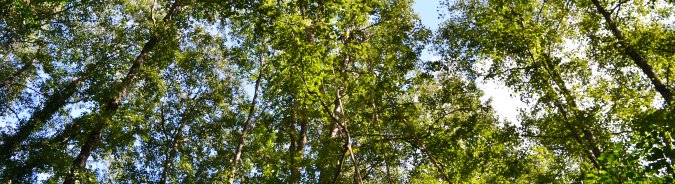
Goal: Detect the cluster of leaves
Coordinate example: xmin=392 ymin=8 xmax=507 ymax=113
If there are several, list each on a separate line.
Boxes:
xmin=436 ymin=0 xmax=675 ymax=182
xmin=0 ymin=0 xmax=673 ymax=183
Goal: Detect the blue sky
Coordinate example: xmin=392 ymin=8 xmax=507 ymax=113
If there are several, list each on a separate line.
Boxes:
xmin=413 ymin=0 xmax=443 ymax=31
xmin=413 ymin=0 xmax=443 ymax=61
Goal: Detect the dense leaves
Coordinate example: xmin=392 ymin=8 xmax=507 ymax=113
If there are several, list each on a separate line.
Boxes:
xmin=0 ymin=0 xmax=673 ymax=183
xmin=436 ymin=0 xmax=675 ymax=182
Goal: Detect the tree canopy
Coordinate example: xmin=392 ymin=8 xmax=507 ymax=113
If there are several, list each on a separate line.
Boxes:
xmin=0 ymin=0 xmax=673 ymax=183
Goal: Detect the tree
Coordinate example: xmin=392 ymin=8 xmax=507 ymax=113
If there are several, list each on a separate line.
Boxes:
xmin=3 ymin=0 xmax=671 ymax=183
xmin=436 ymin=0 xmax=675 ymax=182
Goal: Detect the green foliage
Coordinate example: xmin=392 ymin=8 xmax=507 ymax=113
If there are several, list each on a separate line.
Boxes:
xmin=436 ymin=0 xmax=675 ymax=182
xmin=0 ymin=0 xmax=673 ymax=183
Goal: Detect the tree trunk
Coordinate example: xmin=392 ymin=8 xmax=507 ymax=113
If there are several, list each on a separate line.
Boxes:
xmin=160 ymin=110 xmax=190 ymax=184
xmin=0 ymin=77 xmax=81 ymax=165
xmin=318 ymin=28 xmax=353 ymax=184
xmin=514 ymin=14 xmax=606 ymax=171
xmin=63 ymin=37 xmax=158 ymax=184
xmin=542 ymin=55 xmax=604 ymax=158
xmin=63 ymin=123 xmax=103 ymax=184
xmin=407 ymin=140 xmax=452 ymax=182
xmin=63 ymin=2 xmax=182 ymax=183
xmin=297 ymin=110 xmax=308 ymax=180
xmin=590 ymin=0 xmax=673 ymax=105
xmin=227 ymin=57 xmax=264 ymax=184
xmin=1 ymin=48 xmax=122 ymax=181
xmin=540 ymin=54 xmax=604 ymax=170
xmin=288 ymin=104 xmax=299 ymax=184
xmin=590 ymin=2 xmax=675 ymax=175
xmin=288 ymin=104 xmax=309 ymax=184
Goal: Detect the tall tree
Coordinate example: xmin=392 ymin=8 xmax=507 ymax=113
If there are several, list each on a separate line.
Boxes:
xmin=8 ymin=0 xmax=674 ymax=183
xmin=62 ymin=1 xmax=184 ymax=183
xmin=437 ymin=0 xmax=675 ymax=182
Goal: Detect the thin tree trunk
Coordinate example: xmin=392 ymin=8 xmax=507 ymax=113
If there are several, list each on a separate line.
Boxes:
xmin=331 ymin=141 xmax=349 ymax=184
xmin=318 ymin=88 xmax=345 ymax=184
xmin=590 ymin=0 xmax=673 ymax=105
xmin=398 ymin=114 xmax=451 ymax=182
xmin=298 ymin=8 xmax=339 ymax=183
xmin=541 ymin=55 xmax=605 ymax=160
xmin=551 ymin=100 xmax=602 ymax=170
xmin=347 ymin=139 xmax=363 ymax=184
xmin=319 ymin=28 xmax=353 ymax=184
xmin=298 ymin=109 xmax=308 ymax=153
xmin=328 ymin=118 xmax=363 ymax=184
xmin=289 ymin=105 xmax=308 ymax=184
xmin=374 ymin=102 xmax=395 ymax=184
xmin=336 ymin=115 xmax=363 ymax=184
xmin=160 ymin=110 xmax=191 ymax=184
xmin=406 ymin=140 xmax=452 ymax=182
xmin=384 ymin=145 xmax=394 ymax=184
xmin=227 ymin=57 xmax=264 ymax=184
xmin=540 ymin=54 xmax=604 ymax=170
xmin=289 ymin=104 xmax=302 ymax=184
xmin=590 ymin=2 xmax=675 ymax=174
xmin=63 ymin=2 xmax=182 ymax=184
xmin=510 ymin=24 xmax=605 ymax=170
xmin=513 ymin=15 xmax=606 ymax=170
xmin=662 ymin=134 xmax=675 ymax=174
